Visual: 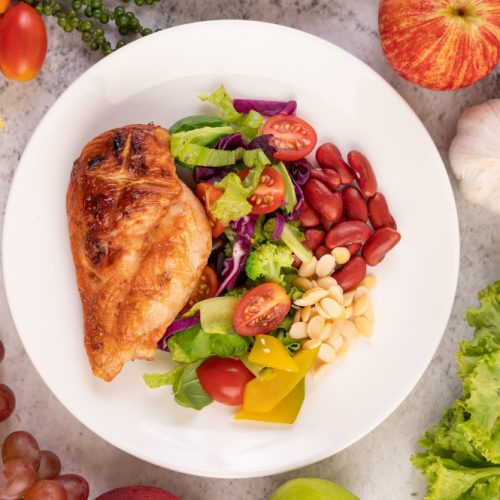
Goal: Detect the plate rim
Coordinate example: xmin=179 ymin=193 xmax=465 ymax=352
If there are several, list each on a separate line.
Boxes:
xmin=2 ymin=19 xmax=460 ymax=478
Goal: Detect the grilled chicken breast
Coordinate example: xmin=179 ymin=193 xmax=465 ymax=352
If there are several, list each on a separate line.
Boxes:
xmin=67 ymin=124 xmax=212 ymax=381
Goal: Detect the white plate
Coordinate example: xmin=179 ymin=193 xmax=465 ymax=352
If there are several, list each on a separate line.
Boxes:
xmin=3 ymin=21 xmax=459 ymax=478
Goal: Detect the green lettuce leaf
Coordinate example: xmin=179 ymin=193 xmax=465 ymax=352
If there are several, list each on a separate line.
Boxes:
xmin=211 ymin=173 xmax=253 ymax=225
xmin=167 ymin=324 xmax=250 ymax=363
xmin=172 ymin=361 xmax=212 ymax=410
xmin=272 ymin=162 xmax=297 ymax=214
xmin=413 ymin=281 xmax=500 ymax=499
xmin=200 ymin=86 xmax=263 ymax=140
xmin=188 ymin=296 xmax=240 ymax=334
xmin=169 ymin=115 xmax=227 ymax=134
xmin=143 ymin=366 xmax=183 ymax=389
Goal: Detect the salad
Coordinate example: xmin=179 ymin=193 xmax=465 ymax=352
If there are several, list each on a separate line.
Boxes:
xmin=144 ymin=86 xmax=401 ymax=424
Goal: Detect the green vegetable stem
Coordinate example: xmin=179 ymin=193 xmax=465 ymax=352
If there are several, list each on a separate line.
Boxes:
xmin=21 ymin=0 xmax=160 ymax=55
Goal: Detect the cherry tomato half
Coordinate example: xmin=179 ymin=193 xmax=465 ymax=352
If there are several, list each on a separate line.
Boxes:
xmin=180 ymin=266 xmax=219 ymax=315
xmin=239 ymin=166 xmax=285 ymax=214
xmin=0 ymin=4 xmax=47 ymax=82
xmin=0 ymin=0 xmax=10 ymax=15
xmin=195 ymin=182 xmax=225 ymax=238
xmin=233 ymin=283 xmax=291 ymax=336
xmin=197 ymin=357 xmax=255 ymax=406
xmin=262 ymin=115 xmax=317 ymax=162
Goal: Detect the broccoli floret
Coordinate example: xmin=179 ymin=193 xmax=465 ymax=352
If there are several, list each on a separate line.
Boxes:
xmin=263 ymin=219 xmax=313 ymax=264
xmin=245 ymin=242 xmax=294 ymax=286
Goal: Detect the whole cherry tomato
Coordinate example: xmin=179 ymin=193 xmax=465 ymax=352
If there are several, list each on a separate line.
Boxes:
xmin=0 ymin=3 xmax=47 ymax=81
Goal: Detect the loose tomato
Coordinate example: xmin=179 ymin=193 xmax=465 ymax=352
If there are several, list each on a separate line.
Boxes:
xmin=194 ymin=182 xmax=225 ymax=238
xmin=180 ymin=266 xmax=219 ymax=315
xmin=239 ymin=166 xmax=285 ymax=214
xmin=197 ymin=357 xmax=255 ymax=406
xmin=0 ymin=0 xmax=10 ymax=15
xmin=0 ymin=4 xmax=47 ymax=82
xmin=233 ymin=283 xmax=291 ymax=336
xmin=262 ymin=115 xmax=317 ymax=162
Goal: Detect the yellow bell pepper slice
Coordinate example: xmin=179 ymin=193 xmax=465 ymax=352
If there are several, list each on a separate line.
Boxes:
xmin=243 ymin=347 xmax=318 ymax=413
xmin=235 ymin=379 xmax=305 ymax=424
xmin=248 ymin=335 xmax=298 ymax=372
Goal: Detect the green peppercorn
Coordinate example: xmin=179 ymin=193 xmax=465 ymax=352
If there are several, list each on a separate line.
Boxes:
xmin=90 ymin=41 xmax=100 ymax=51
xmin=145 ymin=0 xmax=154 ymax=5
xmin=94 ymin=27 xmax=104 ymax=37
xmin=118 ymin=25 xmax=129 ymax=36
xmin=79 ymin=19 xmax=92 ymax=31
xmin=82 ymin=31 xmax=92 ymax=42
xmin=84 ymin=6 xmax=93 ymax=17
xmin=141 ymin=28 xmax=152 ymax=36
xmin=116 ymin=40 xmax=126 ymax=48
xmin=72 ymin=0 xmax=82 ymax=10
xmin=116 ymin=14 xmax=129 ymax=27
xmin=134 ymin=0 xmax=144 ymax=5
xmin=70 ymin=17 xmax=79 ymax=28
xmin=99 ymin=13 xmax=109 ymax=23
xmin=42 ymin=5 xmax=53 ymax=15
xmin=114 ymin=5 xmax=125 ymax=16
xmin=126 ymin=11 xmax=135 ymax=20
xmin=57 ymin=17 xmax=67 ymax=27
xmin=35 ymin=4 xmax=43 ymax=13
xmin=129 ymin=18 xmax=139 ymax=29
xmin=68 ymin=10 xmax=77 ymax=18
xmin=90 ymin=0 xmax=101 ymax=8
xmin=64 ymin=24 xmax=73 ymax=33
xmin=53 ymin=3 xmax=63 ymax=13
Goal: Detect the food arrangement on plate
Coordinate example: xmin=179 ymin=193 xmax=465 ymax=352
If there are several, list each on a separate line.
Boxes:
xmin=66 ymin=86 xmax=401 ymax=423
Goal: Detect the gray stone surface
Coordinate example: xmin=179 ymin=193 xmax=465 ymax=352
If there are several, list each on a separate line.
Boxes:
xmin=0 ymin=1 xmax=499 ymax=498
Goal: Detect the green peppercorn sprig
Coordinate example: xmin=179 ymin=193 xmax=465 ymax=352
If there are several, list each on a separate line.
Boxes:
xmin=21 ymin=0 xmax=159 ymax=56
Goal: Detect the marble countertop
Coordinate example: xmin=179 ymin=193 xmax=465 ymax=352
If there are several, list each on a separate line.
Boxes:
xmin=0 ymin=1 xmax=499 ymax=499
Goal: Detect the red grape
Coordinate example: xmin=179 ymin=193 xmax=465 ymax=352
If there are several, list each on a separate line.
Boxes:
xmin=25 ymin=479 xmax=68 ymax=499
xmin=0 ymin=458 xmax=36 ymax=499
xmin=0 ymin=340 xmax=4 ymax=363
xmin=37 ymin=450 xmax=61 ymax=480
xmin=2 ymin=431 xmax=41 ymax=470
xmin=0 ymin=384 xmax=15 ymax=422
xmin=56 ymin=474 xmax=89 ymax=500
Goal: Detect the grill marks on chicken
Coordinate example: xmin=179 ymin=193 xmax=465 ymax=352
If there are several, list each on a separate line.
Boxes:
xmin=67 ymin=124 xmax=212 ymax=381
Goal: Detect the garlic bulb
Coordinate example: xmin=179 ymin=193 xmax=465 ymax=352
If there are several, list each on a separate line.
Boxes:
xmin=449 ymin=99 xmax=500 ymax=215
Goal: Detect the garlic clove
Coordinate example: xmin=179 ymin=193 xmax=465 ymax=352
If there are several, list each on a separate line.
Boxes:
xmin=449 ymin=99 xmax=500 ymax=215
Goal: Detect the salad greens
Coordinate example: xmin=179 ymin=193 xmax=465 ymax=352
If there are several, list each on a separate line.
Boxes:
xmin=265 ymin=219 xmax=313 ymax=264
xmin=188 ymin=296 xmax=239 ymax=334
xmin=200 ymin=86 xmax=263 ymax=141
xmin=273 ymin=162 xmax=297 ymax=214
xmin=169 ymin=115 xmax=228 ymax=134
xmin=413 ymin=281 xmax=500 ymax=500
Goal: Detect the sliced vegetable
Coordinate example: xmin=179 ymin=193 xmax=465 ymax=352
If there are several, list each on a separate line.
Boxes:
xmin=200 ymin=86 xmax=263 ymax=140
xmin=197 ymin=357 xmax=255 ymax=406
xmin=233 ymin=283 xmax=291 ymax=336
xmin=189 ymin=296 xmax=240 ymax=334
xmin=263 ymin=115 xmax=317 ymax=161
xmin=244 ymin=242 xmax=294 ymax=286
xmin=180 ymin=266 xmax=219 ymax=316
xmin=243 ymin=347 xmax=318 ymax=413
xmin=169 ymin=115 xmax=227 ymax=134
xmin=249 ymin=335 xmax=298 ymax=372
xmin=233 ymin=99 xmax=297 ymax=116
xmin=216 ymin=237 xmax=252 ymax=294
xmin=195 ymin=183 xmax=226 ymax=237
xmin=193 ymin=166 xmax=233 ymax=184
xmin=173 ymin=361 xmax=213 ymax=410
xmin=272 ymin=214 xmax=286 ymax=240
xmin=286 ymin=158 xmax=312 ymax=186
xmin=265 ymin=219 xmax=313 ymax=264
xmin=235 ymin=378 xmax=304 ymax=424
xmin=239 ymin=166 xmax=285 ymax=215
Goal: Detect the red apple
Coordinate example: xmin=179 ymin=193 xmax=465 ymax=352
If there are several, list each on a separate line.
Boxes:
xmin=379 ymin=0 xmax=500 ymax=90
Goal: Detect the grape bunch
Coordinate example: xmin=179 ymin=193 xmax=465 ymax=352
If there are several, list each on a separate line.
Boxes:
xmin=0 ymin=340 xmax=90 ymax=499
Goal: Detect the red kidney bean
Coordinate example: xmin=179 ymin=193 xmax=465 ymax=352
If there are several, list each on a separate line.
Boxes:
xmin=321 ymin=217 xmax=335 ymax=231
xmin=343 ymin=186 xmax=368 ymax=222
xmin=346 ymin=243 xmax=361 ymax=255
xmin=368 ymin=193 xmax=397 ymax=230
xmin=299 ymin=201 xmax=321 ymax=228
xmin=325 ymin=221 xmax=371 ymax=249
xmin=310 ymin=167 xmax=341 ymax=191
xmin=304 ymin=229 xmax=325 ymax=251
xmin=315 ymin=245 xmax=330 ymax=259
xmin=362 ymin=227 xmax=401 ymax=266
xmin=292 ymin=256 xmax=301 ymax=268
xmin=316 ymin=143 xmax=354 ymax=184
xmin=333 ymin=256 xmax=366 ymax=292
xmin=304 ymin=179 xmax=343 ymax=222
xmin=347 ymin=151 xmax=378 ymax=197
